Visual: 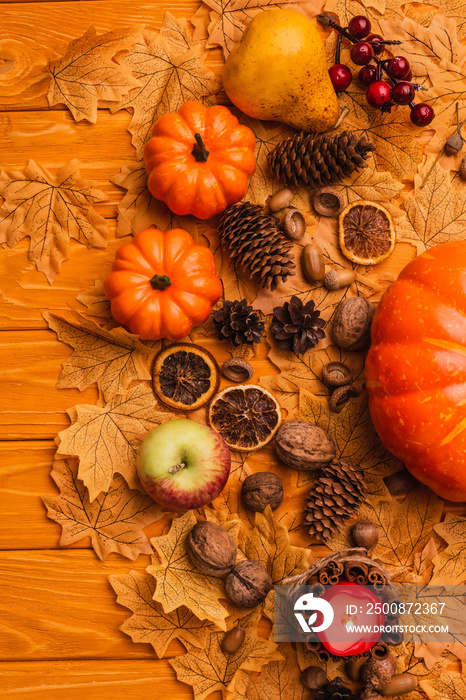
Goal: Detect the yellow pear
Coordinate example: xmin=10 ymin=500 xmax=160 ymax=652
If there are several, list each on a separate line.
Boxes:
xmin=223 ymin=9 xmax=339 ymax=132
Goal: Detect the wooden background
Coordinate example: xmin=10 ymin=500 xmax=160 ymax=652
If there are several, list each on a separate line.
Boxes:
xmin=1 ymin=1 xmax=466 ymax=699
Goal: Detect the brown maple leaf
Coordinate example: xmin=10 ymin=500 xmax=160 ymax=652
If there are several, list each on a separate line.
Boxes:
xmin=109 ymin=570 xmax=216 ymax=656
xmin=441 ymin=0 xmax=466 ymax=41
xmin=147 ymin=510 xmax=240 ymax=630
xmin=56 ymin=382 xmax=174 ymax=500
xmin=111 ymin=29 xmax=220 ymax=158
xmin=76 ymin=280 xmax=112 ymax=321
xmin=243 ymin=643 xmax=309 ymax=700
xmin=198 ymin=0 xmax=324 ymax=57
xmin=400 ymin=159 xmax=466 ymax=252
xmin=0 ymin=159 xmax=107 ymax=283
xmin=421 ymin=671 xmax=466 ymax=699
xmin=431 ymin=514 xmax=466 ymax=585
xmin=44 ymin=312 xmax=153 ymax=401
xmin=237 ymin=506 xmax=310 ymax=585
xmin=298 ymin=389 xmax=403 ymax=500
xmin=42 ymin=458 xmax=162 ymax=560
xmin=46 ymin=25 xmax=142 ymax=122
xmin=112 ymin=162 xmax=199 ymax=238
xmin=169 ymin=610 xmax=282 ymax=700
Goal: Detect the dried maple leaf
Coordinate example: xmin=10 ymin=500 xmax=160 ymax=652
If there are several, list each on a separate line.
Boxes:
xmin=431 ymin=514 xmax=466 ymax=585
xmin=440 ymin=0 xmax=466 ymax=41
xmin=423 ymin=59 xmax=466 ymax=128
xmin=237 ymin=506 xmax=311 ymax=584
xmin=42 ymin=458 xmax=162 ymax=560
xmin=76 ymin=280 xmax=112 ymax=322
xmin=169 ymin=610 xmax=282 ymax=700
xmin=46 ymin=25 xmax=142 ymax=122
xmin=318 ymin=167 xmax=404 ymax=211
xmin=327 ymin=485 xmax=443 ymax=573
xmin=401 ymin=159 xmax=466 ymax=252
xmin=112 ymin=162 xmax=199 ymax=238
xmin=0 ymin=159 xmax=107 ymax=283
xmin=159 ymin=12 xmax=200 ymax=52
xmin=199 ymin=0 xmax=324 ymax=57
xmin=298 ymin=389 xmax=403 ymax=500
xmin=109 ymin=570 xmax=216 ymax=655
xmin=147 ymin=510 xmax=239 ymax=630
xmin=57 ymin=382 xmax=173 ymax=500
xmin=421 ymin=672 xmax=466 ymax=699
xmin=379 ymin=14 xmax=466 ymax=69
xmin=407 ymin=537 xmax=439 ymax=584
xmin=112 ymin=29 xmax=220 ymax=158
xmin=44 ymin=312 xmax=153 ymax=401
xmin=243 ymin=643 xmax=309 ymax=700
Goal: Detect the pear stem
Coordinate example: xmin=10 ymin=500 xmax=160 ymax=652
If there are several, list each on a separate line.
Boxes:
xmin=168 ymin=462 xmax=186 ymax=475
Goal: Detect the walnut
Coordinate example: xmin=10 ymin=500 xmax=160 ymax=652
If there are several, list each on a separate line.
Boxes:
xmin=225 ymin=559 xmax=272 ymax=608
xmin=241 ymin=472 xmax=284 ymax=512
xmin=186 ymin=521 xmax=237 ymax=578
xmin=332 ymin=297 xmax=375 ymax=351
xmin=275 ymin=420 xmax=336 ymax=471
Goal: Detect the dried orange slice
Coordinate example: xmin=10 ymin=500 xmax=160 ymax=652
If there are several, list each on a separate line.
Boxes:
xmin=338 ymin=201 xmax=395 ymax=265
xmin=152 ymin=343 xmax=220 ymax=411
xmin=209 ymin=385 xmax=282 ymax=451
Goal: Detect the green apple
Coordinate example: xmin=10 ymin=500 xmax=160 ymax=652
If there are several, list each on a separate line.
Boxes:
xmin=137 ymin=419 xmax=231 ymax=510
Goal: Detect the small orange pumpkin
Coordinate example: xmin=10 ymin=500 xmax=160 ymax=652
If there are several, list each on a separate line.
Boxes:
xmin=103 ymin=228 xmax=222 ymax=340
xmin=144 ymin=101 xmax=256 ymax=220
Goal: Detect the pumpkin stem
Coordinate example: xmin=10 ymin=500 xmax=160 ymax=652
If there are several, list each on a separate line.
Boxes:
xmin=192 ymin=133 xmax=210 ymax=162
xmin=150 ymin=274 xmax=171 ymax=290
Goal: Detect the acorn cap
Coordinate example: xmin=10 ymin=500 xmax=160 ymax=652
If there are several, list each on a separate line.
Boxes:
xmin=312 ymin=188 xmax=345 ymax=217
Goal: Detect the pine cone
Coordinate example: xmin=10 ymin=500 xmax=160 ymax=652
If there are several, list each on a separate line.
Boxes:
xmin=315 ymin=677 xmax=357 ymax=700
xmin=212 ymin=299 xmax=265 ymax=346
xmin=218 ymin=202 xmax=295 ymax=290
xmin=268 ymin=131 xmax=376 ymax=188
xmin=305 ymin=459 xmax=367 ymax=540
xmin=270 ymin=295 xmax=325 ymax=354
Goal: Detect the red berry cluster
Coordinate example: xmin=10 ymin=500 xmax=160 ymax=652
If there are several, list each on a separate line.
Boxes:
xmin=320 ymin=14 xmax=434 ymax=127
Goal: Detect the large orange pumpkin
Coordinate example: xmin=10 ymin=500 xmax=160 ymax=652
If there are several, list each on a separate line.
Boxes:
xmin=144 ymin=101 xmax=256 ymax=220
xmin=103 ymin=228 xmax=222 ymax=341
xmin=366 ymin=241 xmax=466 ymax=501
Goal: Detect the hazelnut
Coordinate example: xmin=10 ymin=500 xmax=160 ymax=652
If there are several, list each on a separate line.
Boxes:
xmin=186 ymin=521 xmax=237 ymax=578
xmin=225 ymin=559 xmax=272 ymax=608
xmin=241 ymin=472 xmax=284 ymax=512
xmin=332 ymin=297 xmax=375 ymax=351
xmin=352 ymin=520 xmax=379 ymax=549
xmin=275 ymin=420 xmax=336 ymax=471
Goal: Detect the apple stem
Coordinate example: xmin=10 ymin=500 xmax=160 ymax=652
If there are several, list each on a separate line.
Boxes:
xmin=168 ymin=462 xmax=186 ymax=475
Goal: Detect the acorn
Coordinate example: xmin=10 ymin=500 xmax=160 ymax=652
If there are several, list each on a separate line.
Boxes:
xmin=281 ymin=208 xmax=306 ymax=241
xmin=329 ymin=384 xmax=358 ymax=413
xmin=268 ymin=188 xmax=294 ymax=212
xmin=301 ymin=666 xmax=328 ymax=690
xmin=352 ymin=520 xmax=379 ymax=549
xmin=460 ymin=156 xmax=466 ymax=180
xmin=221 ymin=626 xmax=245 ymax=654
xmin=345 ymin=655 xmax=370 ymax=682
xmin=360 ymin=647 xmax=397 ymax=691
xmin=321 ymin=361 xmax=352 ymax=387
xmin=324 ymin=268 xmax=357 ymax=291
xmin=312 ymin=187 xmax=345 ymax=217
xmin=302 ymin=243 xmax=325 ymax=283
xmin=381 ymin=674 xmax=418 ymax=696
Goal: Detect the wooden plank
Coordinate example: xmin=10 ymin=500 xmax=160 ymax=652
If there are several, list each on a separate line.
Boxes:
xmin=0 ymin=0 xmax=223 ymax=111
xmin=0 ymin=659 xmax=198 ymax=699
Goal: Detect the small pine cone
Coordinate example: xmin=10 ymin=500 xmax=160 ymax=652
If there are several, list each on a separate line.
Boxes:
xmin=218 ymin=202 xmax=295 ymax=290
xmin=270 ymin=295 xmax=325 ymax=354
xmin=212 ymin=299 xmax=265 ymax=346
xmin=305 ymin=459 xmax=367 ymax=541
xmin=315 ymin=677 xmax=357 ymax=700
xmin=268 ymin=131 xmax=376 ymax=188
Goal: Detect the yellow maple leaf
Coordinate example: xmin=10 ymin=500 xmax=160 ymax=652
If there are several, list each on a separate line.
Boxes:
xmin=43 ymin=458 xmax=162 ymax=560
xmin=57 ymin=382 xmax=173 ymax=500
xmin=421 ymin=672 xmax=466 ymax=699
xmin=109 ymin=570 xmax=216 ymax=656
xmin=431 ymin=514 xmax=466 ymax=585
xmin=169 ymin=610 xmax=282 ymax=700
xmin=147 ymin=510 xmax=239 ymax=630
xmin=46 ymin=25 xmax=142 ymax=122
xmin=44 ymin=311 xmax=153 ymax=401
xmin=243 ymin=643 xmax=309 ymax=700
xmin=0 ymin=159 xmax=107 ymax=283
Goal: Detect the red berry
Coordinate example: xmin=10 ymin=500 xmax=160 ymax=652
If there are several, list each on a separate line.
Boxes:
xmin=348 ymin=15 xmax=372 ymax=40
xmin=358 ymin=65 xmax=377 ymax=86
xmin=350 ymin=41 xmax=374 ymax=66
xmin=329 ymin=64 xmax=353 ymax=91
xmin=404 ymin=69 xmax=413 ymax=81
xmin=387 ymin=56 xmax=410 ymax=79
xmin=410 ymin=103 xmax=435 ymax=127
xmin=391 ymin=81 xmax=415 ymax=105
xmin=366 ymin=81 xmax=392 ymax=109
xmin=366 ymin=34 xmax=385 ymax=55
